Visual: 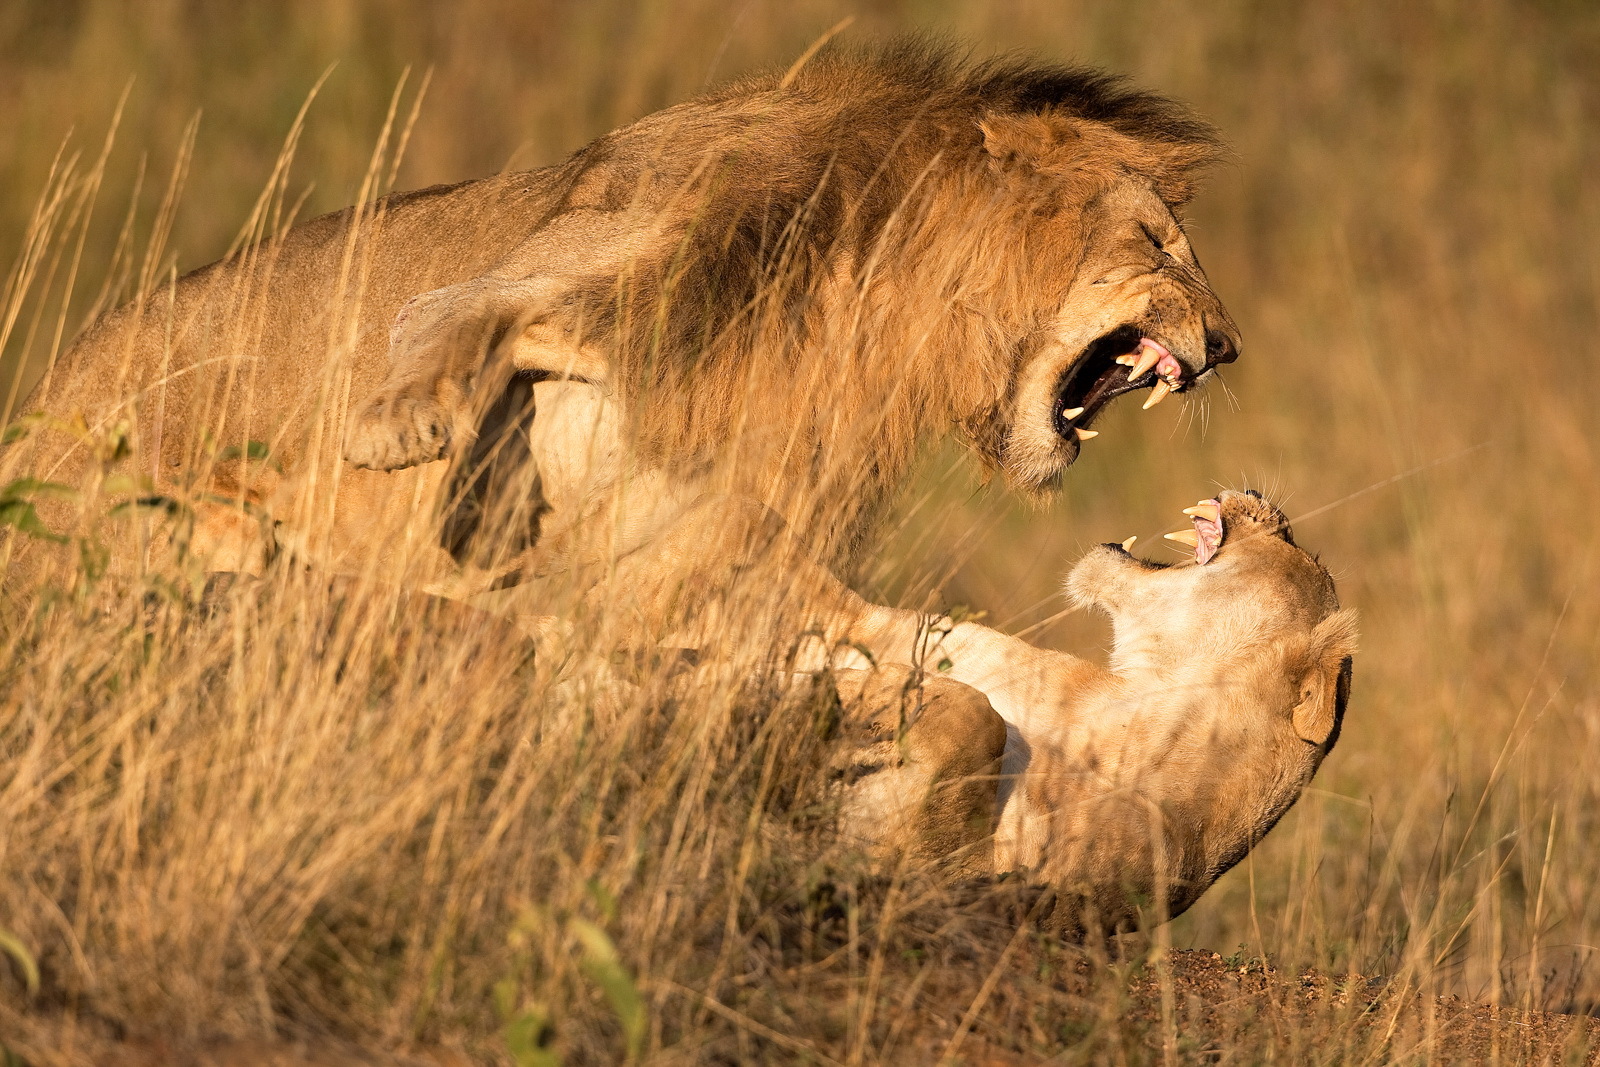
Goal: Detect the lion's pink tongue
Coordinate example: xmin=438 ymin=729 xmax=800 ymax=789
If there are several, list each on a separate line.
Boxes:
xmin=1137 ymin=337 xmax=1185 ymax=382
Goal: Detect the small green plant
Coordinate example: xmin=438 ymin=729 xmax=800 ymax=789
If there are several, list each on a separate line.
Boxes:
xmin=0 ymin=476 xmax=72 ymax=543
xmin=497 ymin=883 xmax=648 ymax=1066
xmin=0 ymin=928 xmax=39 ymax=996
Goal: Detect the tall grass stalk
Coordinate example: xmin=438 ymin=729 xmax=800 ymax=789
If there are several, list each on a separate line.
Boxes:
xmin=1 ymin=1 xmax=1598 ymax=1062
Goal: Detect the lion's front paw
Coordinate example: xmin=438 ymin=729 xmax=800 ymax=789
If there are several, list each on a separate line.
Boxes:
xmin=344 ymin=389 xmax=461 ymax=470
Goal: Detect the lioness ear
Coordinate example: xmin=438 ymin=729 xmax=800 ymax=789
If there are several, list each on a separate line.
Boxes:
xmin=1291 ymin=610 xmax=1359 ymax=746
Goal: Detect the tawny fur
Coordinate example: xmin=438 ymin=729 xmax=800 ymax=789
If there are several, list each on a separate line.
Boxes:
xmin=832 ymin=490 xmax=1357 ymax=936
xmin=2 ymin=42 xmax=1239 ymax=620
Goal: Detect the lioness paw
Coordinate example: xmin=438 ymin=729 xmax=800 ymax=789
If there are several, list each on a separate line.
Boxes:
xmin=344 ymin=391 xmax=461 ymax=470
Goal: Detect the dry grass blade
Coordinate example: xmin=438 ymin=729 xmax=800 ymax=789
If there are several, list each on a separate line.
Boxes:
xmin=1 ymin=3 xmax=1598 ymax=1065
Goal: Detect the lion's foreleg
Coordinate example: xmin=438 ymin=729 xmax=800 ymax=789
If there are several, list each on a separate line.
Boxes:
xmin=343 ymin=275 xmax=564 ymax=471
xmin=343 ymin=206 xmax=674 ymax=473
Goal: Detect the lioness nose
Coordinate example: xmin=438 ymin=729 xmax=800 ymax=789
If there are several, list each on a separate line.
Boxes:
xmin=1205 ymin=328 xmax=1239 ymax=365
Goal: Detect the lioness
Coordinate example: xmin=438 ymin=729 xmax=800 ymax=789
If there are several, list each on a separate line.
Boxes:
xmin=446 ymin=385 xmax=1353 ymax=937
xmin=2 ymin=42 xmax=1239 ymax=640
xmin=829 ymin=490 xmax=1357 ymax=937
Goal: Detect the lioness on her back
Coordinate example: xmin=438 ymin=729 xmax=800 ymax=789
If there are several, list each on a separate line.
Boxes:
xmin=2 ymin=42 xmax=1239 ymax=644
xmin=830 ymin=490 xmax=1357 ymax=937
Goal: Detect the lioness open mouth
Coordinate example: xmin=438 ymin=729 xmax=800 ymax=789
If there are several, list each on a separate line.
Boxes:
xmin=1163 ymin=498 xmax=1224 ymax=565
xmin=1053 ymin=325 xmax=1188 ymax=444
xmin=1119 ymin=497 xmax=1225 ymax=566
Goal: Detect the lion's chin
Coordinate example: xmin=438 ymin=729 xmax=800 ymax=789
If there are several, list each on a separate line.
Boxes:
xmin=1003 ymin=322 xmax=1192 ymax=491
xmin=1000 ymin=426 xmax=1076 ymax=496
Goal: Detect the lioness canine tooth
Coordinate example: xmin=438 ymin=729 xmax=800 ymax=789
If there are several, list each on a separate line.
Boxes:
xmin=1142 ymin=380 xmax=1172 ymax=410
xmin=1075 ymin=427 xmax=1099 ymax=440
xmin=1164 ymin=529 xmax=1200 ymax=546
xmin=1121 ymin=536 xmax=1138 ymax=551
xmin=1116 ymin=354 xmax=1137 ymax=366
xmin=1063 ymin=406 xmax=1085 ymax=419
xmin=1183 ymin=502 xmax=1221 ymax=522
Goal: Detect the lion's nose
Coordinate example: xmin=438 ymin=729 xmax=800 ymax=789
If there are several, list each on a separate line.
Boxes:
xmin=1205 ymin=328 xmax=1240 ymax=366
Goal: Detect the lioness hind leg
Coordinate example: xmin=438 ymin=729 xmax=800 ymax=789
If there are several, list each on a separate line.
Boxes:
xmin=834 ymin=666 xmax=1006 ymax=876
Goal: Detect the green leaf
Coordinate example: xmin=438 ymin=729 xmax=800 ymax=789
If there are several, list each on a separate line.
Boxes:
xmin=101 ymin=423 xmax=132 ymax=464
xmin=493 ymin=977 xmax=519 ymax=1021
xmin=100 ymin=473 xmax=155 ymax=497
xmin=0 ymin=930 xmax=40 ymax=996
xmin=570 ymin=919 xmax=646 ymax=1061
xmin=0 ymin=478 xmax=77 ymax=503
xmin=217 ymin=440 xmax=272 ymax=463
xmin=0 ymin=501 xmax=67 ymax=543
xmin=584 ymin=879 xmax=619 ymax=925
xmin=2 ymin=418 xmax=38 ymax=445
xmin=503 ymin=1005 xmax=560 ymax=1067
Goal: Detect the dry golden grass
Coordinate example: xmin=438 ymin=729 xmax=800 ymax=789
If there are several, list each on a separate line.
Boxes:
xmin=2 ymin=1 xmax=1599 ymax=1063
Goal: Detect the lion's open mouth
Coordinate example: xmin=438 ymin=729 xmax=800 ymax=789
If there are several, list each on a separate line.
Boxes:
xmin=1053 ymin=325 xmax=1187 ymax=443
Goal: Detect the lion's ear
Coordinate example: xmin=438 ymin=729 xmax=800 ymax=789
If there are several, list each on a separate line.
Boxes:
xmin=1116 ymin=137 xmax=1223 ymax=207
xmin=979 ymin=111 xmax=1219 ymax=207
xmin=978 ymin=112 xmax=1083 ymax=168
xmin=1290 ymin=610 xmax=1359 ymax=746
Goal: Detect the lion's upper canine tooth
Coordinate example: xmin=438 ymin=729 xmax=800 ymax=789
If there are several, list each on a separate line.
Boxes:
xmin=1063 ymin=406 xmax=1085 ymax=420
xmin=1121 ymin=535 xmax=1137 ymax=551
xmin=1115 ymin=354 xmax=1137 ymax=367
xmin=1075 ymin=427 xmax=1099 ymax=440
xmin=1127 ymin=347 xmax=1162 ymax=381
xmin=1163 ymin=529 xmax=1200 ymax=546
xmin=1183 ymin=502 xmax=1221 ymax=522
xmin=1141 ymin=380 xmax=1172 ymax=410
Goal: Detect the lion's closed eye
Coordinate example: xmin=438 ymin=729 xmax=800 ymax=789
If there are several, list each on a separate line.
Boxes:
xmin=1138 ymin=221 xmax=1176 ymax=260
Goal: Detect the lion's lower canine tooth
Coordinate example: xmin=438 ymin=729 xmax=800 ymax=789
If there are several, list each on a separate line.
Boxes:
xmin=1075 ymin=427 xmax=1099 ymax=440
xmin=1164 ymin=529 xmax=1200 ymax=546
xmin=1121 ymin=535 xmax=1137 ymax=551
xmin=1063 ymin=406 xmax=1085 ymax=419
xmin=1183 ymin=502 xmax=1221 ymax=522
xmin=1142 ymin=380 xmax=1172 ymax=410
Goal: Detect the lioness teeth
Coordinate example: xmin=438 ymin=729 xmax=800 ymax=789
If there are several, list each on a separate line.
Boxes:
xmin=1075 ymin=427 xmax=1099 ymax=440
xmin=1142 ymin=380 xmax=1172 ymax=410
xmin=1183 ymin=501 xmax=1221 ymax=522
xmin=1164 ymin=529 xmax=1200 ymax=546
xmin=1116 ymin=354 xmax=1137 ymax=367
xmin=1063 ymin=406 xmax=1085 ymax=419
xmin=1121 ymin=535 xmax=1137 ymax=551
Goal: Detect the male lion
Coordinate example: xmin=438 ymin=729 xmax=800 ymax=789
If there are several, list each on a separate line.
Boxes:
xmin=827 ymin=490 xmax=1357 ymax=937
xmin=2 ymin=43 xmax=1239 ymax=641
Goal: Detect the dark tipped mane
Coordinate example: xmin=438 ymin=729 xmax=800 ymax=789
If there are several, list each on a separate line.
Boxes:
xmin=790 ymin=38 xmax=1224 ymax=162
xmin=553 ymin=39 xmax=1230 ymax=546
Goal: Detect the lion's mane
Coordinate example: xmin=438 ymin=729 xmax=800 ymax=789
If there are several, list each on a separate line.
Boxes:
xmin=524 ymin=41 xmax=1225 ymax=558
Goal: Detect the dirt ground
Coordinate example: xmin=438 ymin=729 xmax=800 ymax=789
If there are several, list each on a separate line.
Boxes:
xmin=1118 ymin=950 xmax=1600 ymax=1067
xmin=38 ymin=948 xmax=1591 ymax=1066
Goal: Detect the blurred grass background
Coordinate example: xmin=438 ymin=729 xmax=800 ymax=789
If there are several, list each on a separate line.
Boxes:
xmin=3 ymin=0 xmax=1599 ymax=1059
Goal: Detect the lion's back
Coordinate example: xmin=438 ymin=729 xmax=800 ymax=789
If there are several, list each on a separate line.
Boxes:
xmin=14 ymin=169 xmax=563 ymax=482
